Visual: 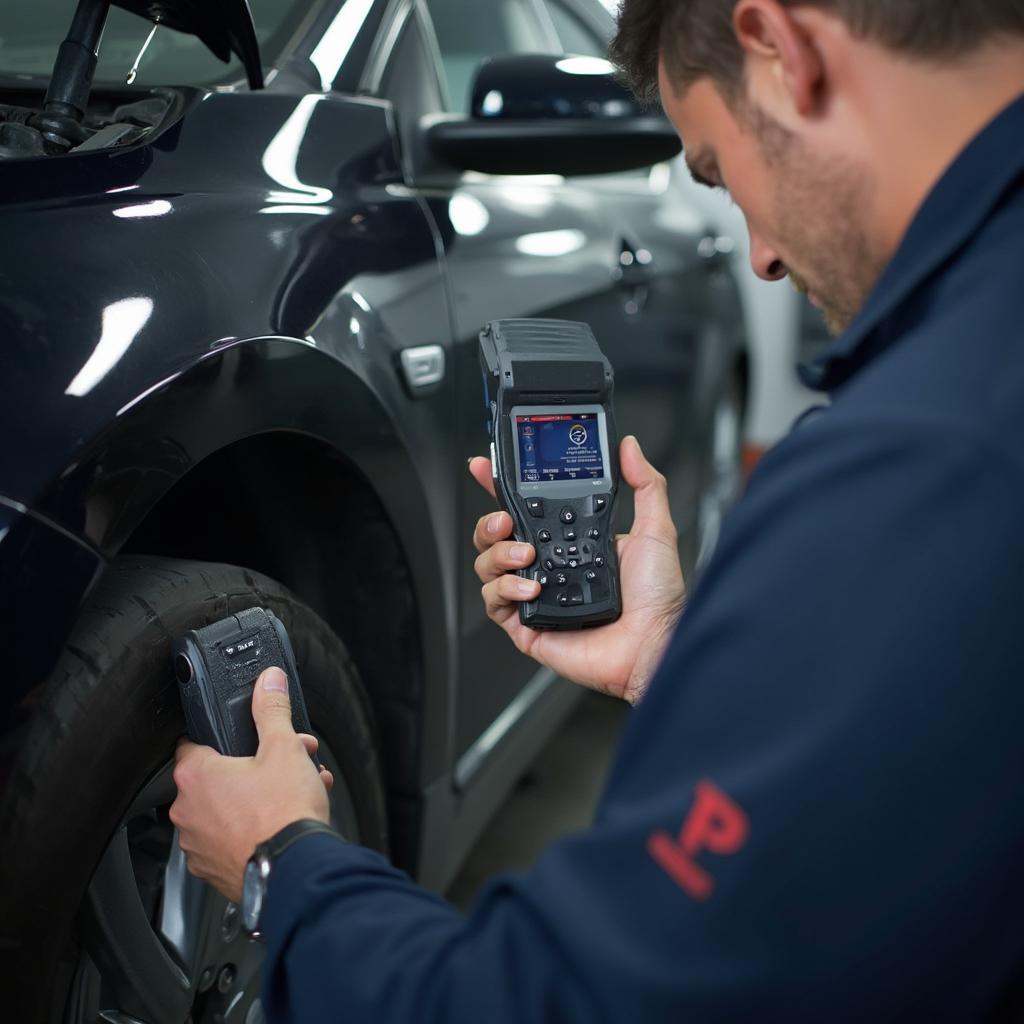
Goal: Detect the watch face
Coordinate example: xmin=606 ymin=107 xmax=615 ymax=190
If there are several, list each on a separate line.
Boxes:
xmin=241 ymin=859 xmax=264 ymax=934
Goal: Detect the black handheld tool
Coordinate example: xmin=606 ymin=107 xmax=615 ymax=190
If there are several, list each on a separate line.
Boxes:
xmin=480 ymin=318 xmax=622 ymax=630
xmin=174 ymin=607 xmax=319 ymax=764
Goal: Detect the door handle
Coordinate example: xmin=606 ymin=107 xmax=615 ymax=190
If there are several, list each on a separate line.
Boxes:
xmin=399 ymin=344 xmax=446 ymax=396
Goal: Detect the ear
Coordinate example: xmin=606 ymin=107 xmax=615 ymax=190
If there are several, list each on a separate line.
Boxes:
xmin=733 ymin=0 xmax=825 ymax=120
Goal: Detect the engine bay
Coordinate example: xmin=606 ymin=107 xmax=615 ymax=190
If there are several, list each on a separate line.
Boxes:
xmin=0 ymin=88 xmax=174 ymax=159
xmin=0 ymin=0 xmax=256 ymax=161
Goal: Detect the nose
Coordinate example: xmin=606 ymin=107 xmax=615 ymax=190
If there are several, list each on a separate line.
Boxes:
xmin=749 ymin=233 xmax=787 ymax=282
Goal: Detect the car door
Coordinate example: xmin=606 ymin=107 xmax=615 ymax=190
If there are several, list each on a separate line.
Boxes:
xmin=376 ymin=0 xmax=636 ymax=760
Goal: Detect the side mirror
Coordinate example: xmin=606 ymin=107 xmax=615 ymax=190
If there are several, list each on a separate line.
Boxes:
xmin=425 ymin=53 xmax=681 ymax=177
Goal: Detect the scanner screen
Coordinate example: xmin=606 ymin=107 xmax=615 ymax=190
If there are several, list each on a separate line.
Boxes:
xmin=515 ymin=412 xmax=605 ymax=483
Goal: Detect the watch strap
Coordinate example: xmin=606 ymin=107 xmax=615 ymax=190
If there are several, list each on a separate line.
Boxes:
xmin=259 ymin=818 xmax=343 ymax=862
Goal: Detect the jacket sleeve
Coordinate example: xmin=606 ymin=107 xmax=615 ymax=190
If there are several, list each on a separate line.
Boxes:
xmin=262 ymin=412 xmax=1024 ymax=1024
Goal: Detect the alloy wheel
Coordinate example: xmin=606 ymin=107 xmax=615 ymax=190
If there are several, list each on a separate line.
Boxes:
xmin=64 ymin=735 xmax=357 ymax=1024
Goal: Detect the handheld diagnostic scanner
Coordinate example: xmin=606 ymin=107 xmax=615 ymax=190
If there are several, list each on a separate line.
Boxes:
xmin=174 ymin=607 xmax=319 ymax=763
xmin=480 ymin=318 xmax=622 ymax=630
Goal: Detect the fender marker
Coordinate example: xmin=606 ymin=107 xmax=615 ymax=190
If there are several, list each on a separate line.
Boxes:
xmin=647 ymin=779 xmax=750 ymax=901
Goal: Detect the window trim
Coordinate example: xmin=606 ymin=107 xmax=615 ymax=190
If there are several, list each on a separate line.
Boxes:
xmin=542 ymin=0 xmax=615 ymax=53
xmin=414 ymin=0 xmax=562 ymax=114
xmin=359 ymin=0 xmax=414 ymax=95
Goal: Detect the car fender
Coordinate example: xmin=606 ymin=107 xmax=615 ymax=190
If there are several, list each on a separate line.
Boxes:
xmin=4 ymin=338 xmax=458 ymax=777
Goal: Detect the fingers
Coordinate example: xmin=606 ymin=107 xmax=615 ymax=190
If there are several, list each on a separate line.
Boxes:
xmin=250 ymin=667 xmax=297 ymax=747
xmin=468 ymin=456 xmax=497 ymax=500
xmin=473 ymin=510 xmax=514 ymax=555
xmin=474 ymin=540 xmax=535 ymax=584
xmin=620 ymin=435 xmax=677 ymax=544
xmin=299 ymin=733 xmax=330 ymax=789
xmin=481 ymin=573 xmax=541 ymax=619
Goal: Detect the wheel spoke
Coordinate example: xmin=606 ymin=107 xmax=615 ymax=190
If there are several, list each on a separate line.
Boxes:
xmin=159 ymin=831 xmax=224 ymax=975
xmin=84 ymin=826 xmax=192 ymax=1023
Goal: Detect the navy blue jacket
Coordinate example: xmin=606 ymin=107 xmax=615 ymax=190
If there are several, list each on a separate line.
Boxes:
xmin=262 ymin=92 xmax=1024 ymax=1022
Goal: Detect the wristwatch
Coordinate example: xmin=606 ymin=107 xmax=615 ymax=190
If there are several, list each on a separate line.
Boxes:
xmin=241 ymin=818 xmax=343 ymax=937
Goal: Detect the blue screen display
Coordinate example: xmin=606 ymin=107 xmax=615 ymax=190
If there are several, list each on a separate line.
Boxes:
xmin=516 ymin=413 xmax=604 ymax=483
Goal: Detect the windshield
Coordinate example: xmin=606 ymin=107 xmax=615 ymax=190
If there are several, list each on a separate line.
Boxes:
xmin=0 ymin=0 xmax=323 ymax=87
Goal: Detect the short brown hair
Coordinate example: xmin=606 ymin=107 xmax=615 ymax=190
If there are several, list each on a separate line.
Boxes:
xmin=610 ymin=0 xmax=1024 ymax=103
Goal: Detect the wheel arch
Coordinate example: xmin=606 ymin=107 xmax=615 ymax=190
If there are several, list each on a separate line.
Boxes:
xmin=122 ymin=432 xmax=428 ymax=866
xmin=41 ymin=338 xmax=457 ymax=872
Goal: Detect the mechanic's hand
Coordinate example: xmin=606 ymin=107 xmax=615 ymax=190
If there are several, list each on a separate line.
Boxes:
xmin=470 ymin=435 xmax=685 ymax=705
xmin=169 ymin=667 xmax=333 ymax=903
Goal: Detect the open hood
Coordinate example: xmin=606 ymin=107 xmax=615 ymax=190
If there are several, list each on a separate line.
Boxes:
xmin=112 ymin=0 xmax=264 ymax=89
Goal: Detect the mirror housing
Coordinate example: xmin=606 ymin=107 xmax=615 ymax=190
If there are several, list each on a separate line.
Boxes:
xmin=425 ymin=53 xmax=681 ymax=177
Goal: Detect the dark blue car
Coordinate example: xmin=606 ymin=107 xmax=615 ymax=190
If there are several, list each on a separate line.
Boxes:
xmin=0 ymin=0 xmax=748 ymax=1019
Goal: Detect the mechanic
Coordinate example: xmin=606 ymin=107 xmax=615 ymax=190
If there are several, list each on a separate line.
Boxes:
xmin=170 ymin=1 xmax=1024 ymax=1019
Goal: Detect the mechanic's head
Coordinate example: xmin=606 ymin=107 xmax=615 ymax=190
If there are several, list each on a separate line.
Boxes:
xmin=611 ymin=1 xmax=1024 ymax=333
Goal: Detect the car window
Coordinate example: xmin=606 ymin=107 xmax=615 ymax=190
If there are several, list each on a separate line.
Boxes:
xmin=0 ymin=0 xmax=324 ymax=87
xmin=541 ymin=0 xmax=610 ymax=57
xmin=424 ymin=0 xmax=553 ymax=112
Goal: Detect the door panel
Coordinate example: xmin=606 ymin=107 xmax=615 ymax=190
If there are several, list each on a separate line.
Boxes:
xmin=420 ymin=0 xmax=634 ymax=754
xmin=441 ymin=176 xmax=626 ymax=755
xmin=389 ymin=0 xmax=737 ymax=758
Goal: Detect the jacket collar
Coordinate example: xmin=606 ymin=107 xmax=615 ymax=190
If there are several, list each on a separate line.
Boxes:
xmin=800 ymin=90 xmax=1024 ymax=392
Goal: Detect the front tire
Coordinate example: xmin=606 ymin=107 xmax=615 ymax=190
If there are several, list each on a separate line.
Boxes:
xmin=0 ymin=557 xmax=387 ymax=1023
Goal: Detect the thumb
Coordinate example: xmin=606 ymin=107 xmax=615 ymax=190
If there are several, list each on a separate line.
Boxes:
xmin=251 ymin=666 xmax=295 ymax=746
xmin=620 ymin=435 xmax=675 ymax=541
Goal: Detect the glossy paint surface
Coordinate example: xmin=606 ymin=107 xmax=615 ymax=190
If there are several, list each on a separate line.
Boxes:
xmin=0 ymin=79 xmax=461 ymax=785
xmin=0 ymin=0 xmax=746 ymax=888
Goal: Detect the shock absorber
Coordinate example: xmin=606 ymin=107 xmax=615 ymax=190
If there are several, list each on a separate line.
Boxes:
xmin=29 ymin=0 xmax=111 ymax=152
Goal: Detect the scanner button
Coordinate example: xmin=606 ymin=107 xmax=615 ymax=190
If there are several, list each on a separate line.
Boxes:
xmin=593 ymin=495 xmax=609 ymax=514
xmin=535 ymin=571 xmax=549 ymax=588
xmin=563 ymin=528 xmax=577 ymax=541
xmin=537 ymin=529 xmax=552 ymax=543
xmin=559 ymin=507 xmax=576 ymax=524
xmin=527 ymin=498 xmax=544 ymax=517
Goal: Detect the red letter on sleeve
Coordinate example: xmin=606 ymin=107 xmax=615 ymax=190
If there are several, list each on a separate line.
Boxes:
xmin=647 ymin=779 xmax=749 ymax=901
